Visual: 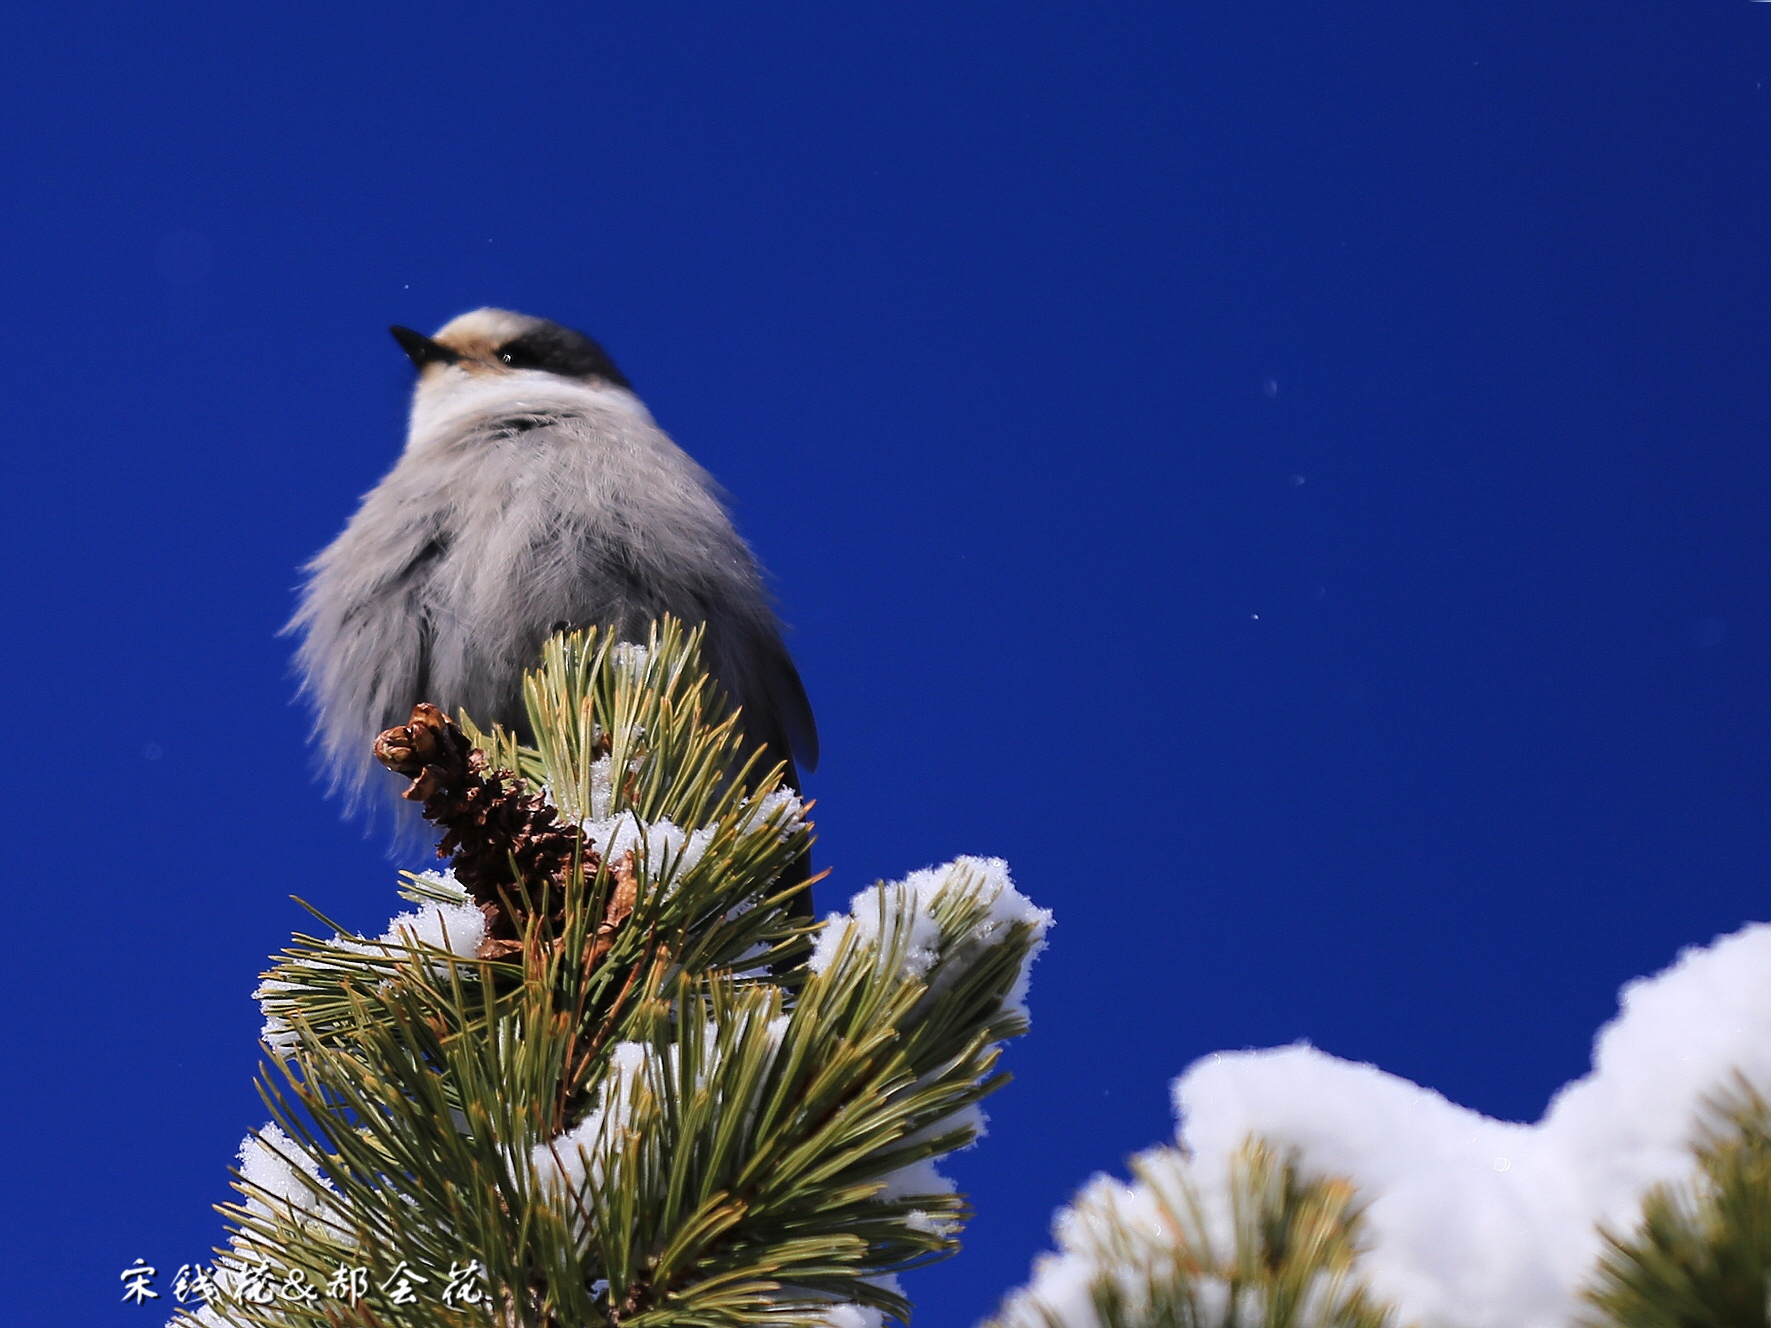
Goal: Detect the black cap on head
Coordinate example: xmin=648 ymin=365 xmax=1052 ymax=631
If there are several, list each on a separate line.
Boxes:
xmin=494 ymin=321 xmax=631 ymax=389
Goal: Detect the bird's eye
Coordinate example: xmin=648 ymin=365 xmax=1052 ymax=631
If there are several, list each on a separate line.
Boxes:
xmin=497 ymin=341 xmax=542 ymax=369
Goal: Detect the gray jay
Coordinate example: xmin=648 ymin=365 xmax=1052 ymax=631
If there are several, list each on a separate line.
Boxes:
xmin=288 ymin=307 xmax=818 ymax=821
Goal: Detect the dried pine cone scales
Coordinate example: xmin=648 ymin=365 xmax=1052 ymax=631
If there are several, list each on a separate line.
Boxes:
xmin=374 ymin=703 xmax=598 ymax=959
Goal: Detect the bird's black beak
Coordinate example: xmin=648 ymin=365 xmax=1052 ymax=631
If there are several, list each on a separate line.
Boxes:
xmin=390 ymin=325 xmax=462 ymax=369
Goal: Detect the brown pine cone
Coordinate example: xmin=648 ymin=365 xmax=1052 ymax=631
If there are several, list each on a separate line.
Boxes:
xmin=373 ymin=704 xmax=598 ymax=955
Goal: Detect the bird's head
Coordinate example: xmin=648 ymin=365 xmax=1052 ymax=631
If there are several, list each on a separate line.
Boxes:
xmin=389 ymin=308 xmax=631 ymax=390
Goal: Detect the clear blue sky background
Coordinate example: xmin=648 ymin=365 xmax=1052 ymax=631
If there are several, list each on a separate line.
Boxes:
xmin=7 ymin=3 xmax=1771 ymax=1323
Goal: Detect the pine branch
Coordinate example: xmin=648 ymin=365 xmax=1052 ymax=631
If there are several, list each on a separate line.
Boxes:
xmin=988 ymin=1137 xmax=1403 ymax=1328
xmin=181 ymin=619 xmax=1045 ymax=1328
xmin=1580 ymin=1075 xmax=1771 ymax=1327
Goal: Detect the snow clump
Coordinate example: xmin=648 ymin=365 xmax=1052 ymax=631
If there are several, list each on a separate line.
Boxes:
xmin=255 ymin=870 xmax=485 ymax=1055
xmin=809 ymin=855 xmax=1052 ymax=1016
xmin=1003 ymin=919 xmax=1771 ymax=1328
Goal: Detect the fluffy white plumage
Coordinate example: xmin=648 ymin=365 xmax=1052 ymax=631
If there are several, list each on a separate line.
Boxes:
xmin=289 ymin=308 xmax=816 ymax=812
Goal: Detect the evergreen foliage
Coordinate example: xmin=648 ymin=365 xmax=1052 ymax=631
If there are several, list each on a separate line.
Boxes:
xmin=179 ymin=620 xmax=1045 ymax=1328
xmin=177 ymin=617 xmax=1771 ymax=1328
xmin=988 ymin=1138 xmax=1403 ymax=1328
xmin=1581 ymin=1077 xmax=1771 ymax=1327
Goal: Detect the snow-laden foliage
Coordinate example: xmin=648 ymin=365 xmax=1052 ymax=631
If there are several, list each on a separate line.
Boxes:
xmin=811 ymin=856 xmax=1051 ymax=1018
xmin=990 ymin=1136 xmax=1397 ymax=1328
xmin=1582 ymin=1078 xmax=1771 ymax=1326
xmin=997 ymin=920 xmax=1771 ymax=1328
xmin=175 ymin=621 xmax=1048 ymax=1328
xmin=1168 ymin=922 xmax=1771 ymax=1328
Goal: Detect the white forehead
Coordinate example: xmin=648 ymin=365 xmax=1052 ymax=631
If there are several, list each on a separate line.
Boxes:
xmin=432 ymin=307 xmax=542 ymax=344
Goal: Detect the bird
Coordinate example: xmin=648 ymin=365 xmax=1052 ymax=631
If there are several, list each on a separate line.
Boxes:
xmin=287 ymin=307 xmax=818 ymax=832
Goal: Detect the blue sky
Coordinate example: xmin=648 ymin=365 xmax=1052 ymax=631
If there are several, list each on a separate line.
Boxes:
xmin=7 ymin=4 xmax=1771 ymax=1324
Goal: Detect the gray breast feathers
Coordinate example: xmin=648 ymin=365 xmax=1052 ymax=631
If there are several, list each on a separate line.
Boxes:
xmin=290 ymin=404 xmax=817 ymax=810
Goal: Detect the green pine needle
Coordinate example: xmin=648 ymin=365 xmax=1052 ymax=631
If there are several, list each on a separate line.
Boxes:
xmin=989 ymin=1137 xmax=1405 ymax=1328
xmin=185 ymin=618 xmax=1039 ymax=1328
xmin=1581 ymin=1075 xmax=1771 ymax=1327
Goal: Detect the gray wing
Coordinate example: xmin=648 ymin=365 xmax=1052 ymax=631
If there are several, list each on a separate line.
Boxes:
xmin=751 ymin=627 xmax=819 ymax=775
xmin=594 ymin=565 xmax=819 ymax=786
xmin=288 ymin=496 xmax=445 ymax=806
xmin=699 ymin=615 xmax=818 ymax=788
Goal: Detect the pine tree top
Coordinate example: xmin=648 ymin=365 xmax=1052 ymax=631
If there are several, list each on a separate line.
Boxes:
xmin=183 ymin=620 xmax=1050 ymax=1328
